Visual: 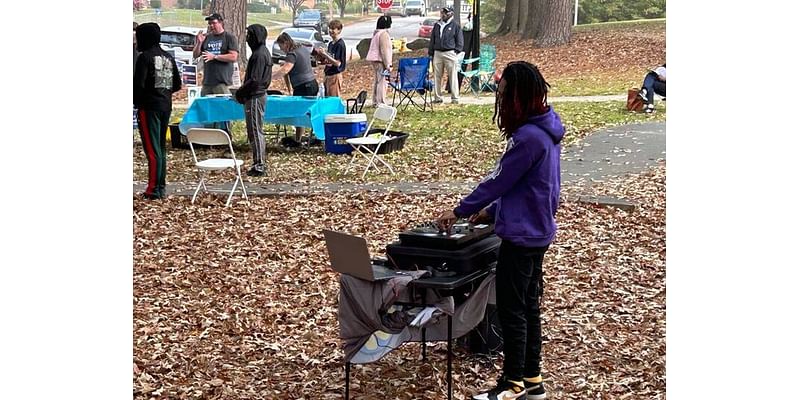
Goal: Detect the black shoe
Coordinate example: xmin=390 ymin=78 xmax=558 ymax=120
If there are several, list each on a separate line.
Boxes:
xmin=141 ymin=193 xmax=162 ymax=200
xmin=524 ymin=376 xmax=546 ymax=400
xmin=247 ymin=166 xmax=266 ymax=177
xmin=644 ymin=104 xmax=655 ymax=114
xmin=431 ymin=98 xmax=444 ymax=104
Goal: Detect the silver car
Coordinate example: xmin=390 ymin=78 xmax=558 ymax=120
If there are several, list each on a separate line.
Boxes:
xmin=160 ymin=26 xmax=202 ymax=64
xmin=272 ymin=27 xmax=331 ymax=65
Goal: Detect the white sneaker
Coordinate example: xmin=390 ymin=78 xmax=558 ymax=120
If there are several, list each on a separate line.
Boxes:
xmin=472 ymin=378 xmax=527 ymax=400
xmin=638 ymin=88 xmax=647 ymax=101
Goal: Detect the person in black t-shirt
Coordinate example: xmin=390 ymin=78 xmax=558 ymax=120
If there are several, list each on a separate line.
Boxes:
xmin=317 ymin=19 xmax=347 ymax=98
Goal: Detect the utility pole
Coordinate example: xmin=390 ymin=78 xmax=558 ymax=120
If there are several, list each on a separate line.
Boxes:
xmin=574 ymin=0 xmax=578 ymax=26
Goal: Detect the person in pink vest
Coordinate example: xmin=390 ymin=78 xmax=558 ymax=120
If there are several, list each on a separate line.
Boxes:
xmin=365 ymin=15 xmax=393 ymax=107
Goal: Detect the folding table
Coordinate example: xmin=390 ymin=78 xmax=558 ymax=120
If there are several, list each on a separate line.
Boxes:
xmin=343 ymin=264 xmax=494 ymax=400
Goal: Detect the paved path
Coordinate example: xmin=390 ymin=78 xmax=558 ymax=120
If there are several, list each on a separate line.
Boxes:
xmin=134 ymin=121 xmax=665 ymax=203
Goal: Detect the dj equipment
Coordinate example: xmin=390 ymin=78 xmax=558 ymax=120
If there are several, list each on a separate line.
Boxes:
xmin=386 ymin=221 xmax=501 ymax=276
xmin=398 ymin=221 xmax=495 ymax=249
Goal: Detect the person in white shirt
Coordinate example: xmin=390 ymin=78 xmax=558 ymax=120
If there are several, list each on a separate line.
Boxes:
xmin=638 ymin=63 xmax=666 ymax=113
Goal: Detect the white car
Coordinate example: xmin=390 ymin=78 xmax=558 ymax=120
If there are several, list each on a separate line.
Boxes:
xmin=160 ymin=26 xmax=202 ymax=64
xmin=404 ymin=0 xmax=426 ymax=16
xmin=160 ymin=25 xmax=251 ymax=64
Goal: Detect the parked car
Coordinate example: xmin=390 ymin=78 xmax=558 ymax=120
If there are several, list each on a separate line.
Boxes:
xmin=417 ymin=18 xmax=436 ymax=38
xmin=272 ymin=27 xmax=332 ymax=65
xmin=159 ymin=26 xmax=202 ymax=64
xmin=384 ymin=2 xmax=406 ymax=17
xmin=404 ymin=0 xmax=426 ymax=16
xmin=293 ymin=9 xmax=329 ymax=34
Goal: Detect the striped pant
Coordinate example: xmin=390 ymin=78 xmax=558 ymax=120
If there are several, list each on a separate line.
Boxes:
xmin=137 ymin=108 xmax=170 ymax=198
xmin=244 ymin=94 xmax=267 ymax=170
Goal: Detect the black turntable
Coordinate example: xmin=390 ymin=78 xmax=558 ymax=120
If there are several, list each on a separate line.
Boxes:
xmin=398 ymin=221 xmax=495 ymax=250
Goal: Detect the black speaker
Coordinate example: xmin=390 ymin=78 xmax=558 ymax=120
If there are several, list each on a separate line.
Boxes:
xmin=468 ymin=303 xmax=503 ymax=355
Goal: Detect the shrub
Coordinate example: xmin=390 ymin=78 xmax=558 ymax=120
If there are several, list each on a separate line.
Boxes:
xmin=248 ymin=2 xmax=282 ymax=13
xmin=133 ymin=0 xmax=146 ymax=11
xmin=150 ymin=0 xmax=162 ymax=9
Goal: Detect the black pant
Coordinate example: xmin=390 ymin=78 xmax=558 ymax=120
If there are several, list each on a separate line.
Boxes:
xmin=292 ymin=79 xmax=319 ymax=97
xmin=495 ymin=240 xmax=549 ymax=381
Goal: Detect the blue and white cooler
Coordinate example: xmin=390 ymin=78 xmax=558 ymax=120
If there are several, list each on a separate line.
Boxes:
xmin=324 ymin=113 xmax=368 ymax=154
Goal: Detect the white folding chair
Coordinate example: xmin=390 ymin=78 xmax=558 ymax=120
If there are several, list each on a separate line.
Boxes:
xmin=187 ymin=128 xmax=248 ymax=207
xmin=344 ymin=104 xmax=398 ymax=179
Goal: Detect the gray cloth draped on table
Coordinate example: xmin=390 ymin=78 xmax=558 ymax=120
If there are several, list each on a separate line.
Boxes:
xmin=338 ymin=272 xmax=496 ymax=363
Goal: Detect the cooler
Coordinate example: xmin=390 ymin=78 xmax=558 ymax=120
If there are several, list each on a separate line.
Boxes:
xmin=324 ymin=113 xmax=368 ymax=154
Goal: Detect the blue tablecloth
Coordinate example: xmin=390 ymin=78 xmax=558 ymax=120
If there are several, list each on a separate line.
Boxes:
xmin=179 ymin=95 xmax=346 ymax=140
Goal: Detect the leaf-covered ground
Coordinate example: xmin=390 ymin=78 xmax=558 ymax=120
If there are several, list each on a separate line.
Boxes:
xmin=133 ymin=163 xmax=665 ymax=399
xmin=170 ymin=20 xmax=665 ymax=103
xmin=134 ymin=18 xmax=666 ymax=399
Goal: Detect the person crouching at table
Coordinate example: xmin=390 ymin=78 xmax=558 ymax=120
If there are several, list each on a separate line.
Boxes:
xmin=235 ymin=24 xmax=273 ymax=177
xmin=271 ymin=32 xmax=319 ymax=142
xmin=133 ymin=22 xmax=182 ymax=200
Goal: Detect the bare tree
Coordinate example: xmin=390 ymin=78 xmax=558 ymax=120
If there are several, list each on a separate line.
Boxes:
xmin=210 ymin=0 xmax=247 ymax=66
xmin=333 ymin=0 xmax=350 ymax=18
xmin=360 ymin=0 xmax=372 ymax=15
xmin=287 ymin=0 xmax=306 ymax=20
xmin=495 ymin=0 xmax=519 ymax=35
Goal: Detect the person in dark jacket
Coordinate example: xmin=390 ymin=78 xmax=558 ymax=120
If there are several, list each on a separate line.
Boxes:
xmin=235 ymin=24 xmax=273 ymax=177
xmin=428 ymin=6 xmax=463 ymax=104
xmin=437 ymin=61 xmax=565 ymax=400
xmin=134 ymin=22 xmax=182 ymax=200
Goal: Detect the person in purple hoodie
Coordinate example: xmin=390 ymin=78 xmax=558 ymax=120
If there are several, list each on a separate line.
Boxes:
xmin=437 ymin=61 xmax=564 ymax=400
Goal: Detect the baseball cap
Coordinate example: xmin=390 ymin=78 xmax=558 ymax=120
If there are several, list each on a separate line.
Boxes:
xmin=205 ymin=13 xmax=223 ymax=22
xmin=441 ymin=6 xmax=454 ymax=13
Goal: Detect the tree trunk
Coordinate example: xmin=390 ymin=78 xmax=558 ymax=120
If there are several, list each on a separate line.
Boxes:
xmin=496 ymin=0 xmax=518 ymax=35
xmin=522 ymin=0 xmax=544 ymax=39
xmin=533 ymin=0 xmax=572 ymax=47
xmin=454 ymin=0 xmax=461 ymax=24
xmin=211 ymin=0 xmax=247 ymax=68
xmin=517 ymin=0 xmax=529 ymax=34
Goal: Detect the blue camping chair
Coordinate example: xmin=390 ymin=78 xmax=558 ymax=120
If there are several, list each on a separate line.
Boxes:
xmin=390 ymin=56 xmax=434 ymax=112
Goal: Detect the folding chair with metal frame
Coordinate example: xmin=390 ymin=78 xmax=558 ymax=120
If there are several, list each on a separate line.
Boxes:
xmin=344 ymin=104 xmax=398 ymax=179
xmin=390 ymin=57 xmax=434 ymax=112
xmin=346 ymin=90 xmax=368 ymax=114
xmin=187 ymin=128 xmax=248 ymax=207
xmin=458 ymin=55 xmax=481 ymax=97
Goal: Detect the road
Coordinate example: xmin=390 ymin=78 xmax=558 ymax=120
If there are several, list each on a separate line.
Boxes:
xmin=266 ymin=14 xmax=431 ymax=60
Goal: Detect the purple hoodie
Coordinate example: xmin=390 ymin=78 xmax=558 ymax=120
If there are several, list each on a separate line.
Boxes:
xmin=454 ymin=107 xmax=565 ymax=248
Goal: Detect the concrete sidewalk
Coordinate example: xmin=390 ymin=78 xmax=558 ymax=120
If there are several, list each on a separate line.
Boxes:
xmin=134 ymin=121 xmax=665 ymax=206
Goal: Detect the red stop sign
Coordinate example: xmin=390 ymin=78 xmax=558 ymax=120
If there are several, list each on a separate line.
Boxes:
xmin=376 ymin=0 xmax=393 ymax=10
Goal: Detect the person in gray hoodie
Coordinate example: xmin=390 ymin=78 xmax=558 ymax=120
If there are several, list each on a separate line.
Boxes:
xmin=235 ymin=24 xmax=273 ymax=177
xmin=437 ymin=61 xmax=564 ymax=400
xmin=428 ymin=6 xmax=463 ymax=104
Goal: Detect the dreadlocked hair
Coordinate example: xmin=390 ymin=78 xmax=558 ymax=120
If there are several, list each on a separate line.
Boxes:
xmin=493 ymin=61 xmax=550 ymax=140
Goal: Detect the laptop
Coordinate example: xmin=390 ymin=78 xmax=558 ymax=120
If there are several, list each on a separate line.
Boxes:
xmin=323 ymin=230 xmax=404 ymax=281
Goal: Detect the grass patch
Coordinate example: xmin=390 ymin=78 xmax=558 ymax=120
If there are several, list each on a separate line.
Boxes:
xmin=144 ymin=101 xmax=665 ymax=184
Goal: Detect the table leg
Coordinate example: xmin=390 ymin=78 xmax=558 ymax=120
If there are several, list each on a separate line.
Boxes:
xmin=422 ymin=327 xmax=427 ymax=361
xmin=448 ymin=315 xmax=452 ymax=400
xmin=345 ymin=361 xmax=350 ymax=399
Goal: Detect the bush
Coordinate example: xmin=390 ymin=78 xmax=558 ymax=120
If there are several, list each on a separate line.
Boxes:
xmin=150 ymin=0 xmax=162 ymax=9
xmin=133 ymin=0 xmax=146 ymax=11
